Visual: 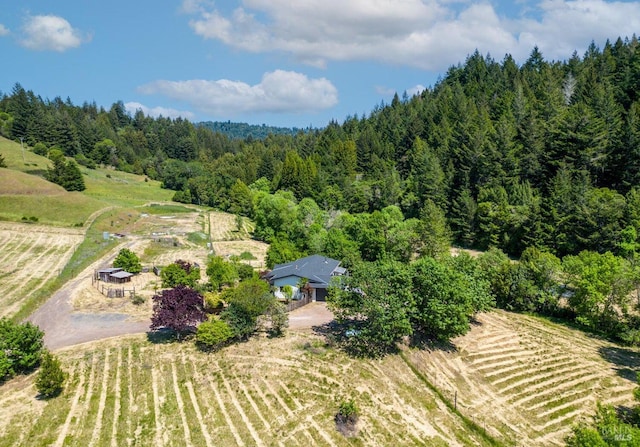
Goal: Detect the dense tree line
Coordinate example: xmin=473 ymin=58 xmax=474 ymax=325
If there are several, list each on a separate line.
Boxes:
xmin=327 ymin=253 xmax=493 ymax=357
xmin=4 ymin=37 xmax=640 ymax=259
xmin=4 ymin=36 xmax=640 ymax=346
xmin=198 ymin=121 xmax=304 ymax=140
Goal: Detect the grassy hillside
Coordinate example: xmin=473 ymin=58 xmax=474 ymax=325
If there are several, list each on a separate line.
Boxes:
xmin=82 ymin=168 xmax=173 ymax=207
xmin=0 ymin=136 xmax=173 ymax=225
xmin=0 ymin=136 xmax=50 ymax=173
xmin=405 ymin=310 xmax=640 ymax=445
xmin=1 ymin=311 xmax=638 ymax=446
xmin=0 ymin=169 xmax=106 ymax=226
xmin=0 ymin=332 xmax=495 ymax=447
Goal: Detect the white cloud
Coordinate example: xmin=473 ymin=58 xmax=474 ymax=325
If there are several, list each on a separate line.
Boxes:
xmin=20 ymin=15 xmax=88 ymax=52
xmin=0 ymin=24 xmax=9 ymax=36
xmin=407 ymin=84 xmax=426 ymax=96
xmin=124 ymin=102 xmax=195 ymax=120
xmin=186 ymin=0 xmax=640 ymax=70
xmin=138 ymin=70 xmax=338 ymax=116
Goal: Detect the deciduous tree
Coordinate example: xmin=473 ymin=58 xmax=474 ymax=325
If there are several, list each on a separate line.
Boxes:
xmin=161 ymin=260 xmax=200 ymax=288
xmin=113 ymin=248 xmax=142 ymax=274
xmin=150 ymin=285 xmax=206 ymax=338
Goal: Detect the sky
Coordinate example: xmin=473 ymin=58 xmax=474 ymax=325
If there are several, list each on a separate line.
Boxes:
xmin=1 ymin=1 xmax=640 ymax=128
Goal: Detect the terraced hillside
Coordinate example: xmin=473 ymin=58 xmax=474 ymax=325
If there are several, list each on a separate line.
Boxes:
xmin=0 ymin=222 xmax=84 ymax=318
xmin=0 ymin=333 xmax=493 ymax=447
xmin=406 ymin=310 xmax=640 ymax=446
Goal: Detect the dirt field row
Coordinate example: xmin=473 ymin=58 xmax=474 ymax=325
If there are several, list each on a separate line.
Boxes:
xmin=406 ymin=310 xmax=639 ymax=446
xmin=0 ymin=332 xmax=493 ymax=447
xmin=0 ymin=222 xmax=84 ymax=318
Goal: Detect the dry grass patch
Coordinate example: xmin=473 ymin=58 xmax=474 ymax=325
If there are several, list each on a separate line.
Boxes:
xmin=0 ymin=222 xmax=84 ymax=318
xmin=211 ymin=240 xmax=268 ymax=268
xmin=209 ymin=211 xmax=254 ymax=241
xmin=405 ymin=310 xmax=639 ymax=446
xmin=0 ymin=333 xmax=497 ymax=447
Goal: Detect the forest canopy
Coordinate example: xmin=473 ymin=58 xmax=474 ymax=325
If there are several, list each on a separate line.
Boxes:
xmin=2 ymin=36 xmax=640 ymax=262
xmin=4 ymin=37 xmax=640 ymax=349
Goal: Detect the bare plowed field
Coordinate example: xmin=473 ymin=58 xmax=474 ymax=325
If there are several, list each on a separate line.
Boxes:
xmin=0 ymin=333 xmax=492 ymax=447
xmin=406 ymin=310 xmax=640 ymax=446
xmin=0 ymin=222 xmax=83 ymax=318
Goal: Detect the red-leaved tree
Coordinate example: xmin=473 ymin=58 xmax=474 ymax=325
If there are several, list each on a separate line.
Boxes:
xmin=150 ymin=285 xmax=206 ymax=338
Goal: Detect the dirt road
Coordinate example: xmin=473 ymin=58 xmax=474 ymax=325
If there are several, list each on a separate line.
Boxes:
xmin=28 ymin=241 xmax=151 ymax=351
xmin=28 ymin=244 xmax=334 ymax=350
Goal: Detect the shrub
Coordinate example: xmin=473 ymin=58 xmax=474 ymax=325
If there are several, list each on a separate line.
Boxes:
xmin=335 ymin=399 xmax=359 ymax=437
xmin=196 ymin=319 xmax=234 ymax=351
xmin=239 ymin=251 xmax=256 ymax=260
xmin=282 ymin=285 xmax=294 ymax=301
xmin=32 ymin=142 xmax=48 ymax=156
xmin=235 ymin=262 xmax=256 ymax=281
xmin=35 ymin=351 xmax=66 ymax=398
xmin=131 ymin=295 xmax=145 ymax=305
xmin=0 ymin=319 xmax=44 ymax=381
xmin=203 ymin=292 xmax=224 ymax=314
xmin=263 ymin=301 xmax=289 ymax=337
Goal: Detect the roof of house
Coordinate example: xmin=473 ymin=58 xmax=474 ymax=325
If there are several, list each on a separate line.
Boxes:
xmin=265 ymin=255 xmax=343 ymax=288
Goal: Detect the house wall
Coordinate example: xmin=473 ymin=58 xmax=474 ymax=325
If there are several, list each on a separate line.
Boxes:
xmin=272 ymin=276 xmax=302 ymax=288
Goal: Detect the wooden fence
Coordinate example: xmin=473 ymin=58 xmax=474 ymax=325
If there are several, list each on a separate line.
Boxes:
xmin=96 ymin=283 xmax=136 ymax=299
xmin=285 ymin=294 xmax=311 ymax=312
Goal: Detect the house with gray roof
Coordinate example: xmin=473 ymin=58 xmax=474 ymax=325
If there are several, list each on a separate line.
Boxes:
xmin=264 ymin=254 xmax=346 ymax=302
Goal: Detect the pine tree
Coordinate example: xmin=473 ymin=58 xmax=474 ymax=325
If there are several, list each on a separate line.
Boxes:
xmin=36 ymin=351 xmax=66 ymax=398
xmin=62 ymin=159 xmax=86 ymax=191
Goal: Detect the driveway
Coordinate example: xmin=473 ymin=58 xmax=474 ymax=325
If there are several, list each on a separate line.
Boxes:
xmin=288 ymin=302 xmax=334 ymax=330
xmin=28 ymin=241 xmax=150 ymax=351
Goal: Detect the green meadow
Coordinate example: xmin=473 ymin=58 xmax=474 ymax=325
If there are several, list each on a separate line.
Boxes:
xmin=0 ymin=136 xmax=173 ymax=226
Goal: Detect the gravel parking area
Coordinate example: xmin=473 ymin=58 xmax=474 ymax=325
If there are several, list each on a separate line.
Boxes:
xmin=288 ymin=302 xmax=334 ymax=330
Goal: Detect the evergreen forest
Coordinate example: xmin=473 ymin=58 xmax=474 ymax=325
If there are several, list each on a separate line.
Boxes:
xmin=4 ymin=37 xmax=640 ymax=348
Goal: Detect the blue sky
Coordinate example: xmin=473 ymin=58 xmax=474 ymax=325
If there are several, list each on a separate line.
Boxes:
xmin=1 ymin=1 xmax=640 ymax=128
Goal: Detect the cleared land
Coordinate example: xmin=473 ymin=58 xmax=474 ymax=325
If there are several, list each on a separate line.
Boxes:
xmin=406 ymin=310 xmax=640 ymax=446
xmin=0 ymin=222 xmax=84 ymax=318
xmin=208 ymin=211 xmax=267 ymax=269
xmin=0 ymin=332 xmax=491 ymax=447
xmin=3 ymin=309 xmax=638 ymax=446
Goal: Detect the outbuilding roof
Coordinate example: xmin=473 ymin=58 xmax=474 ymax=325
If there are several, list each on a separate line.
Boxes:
xmin=97 ymin=267 xmax=123 ymax=274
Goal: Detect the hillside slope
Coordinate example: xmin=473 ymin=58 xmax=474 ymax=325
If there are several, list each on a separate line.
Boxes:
xmin=0 ymin=332 xmax=494 ymax=447
xmin=406 ymin=310 xmax=640 ymax=445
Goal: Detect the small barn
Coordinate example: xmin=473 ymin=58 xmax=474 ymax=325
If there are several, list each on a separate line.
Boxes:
xmin=95 ymin=267 xmax=134 ymax=283
xmin=109 ymin=270 xmax=134 ymax=284
xmin=96 ymin=268 xmax=123 ymax=282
